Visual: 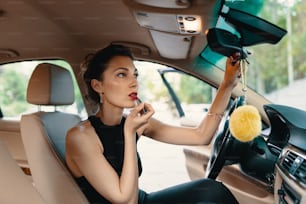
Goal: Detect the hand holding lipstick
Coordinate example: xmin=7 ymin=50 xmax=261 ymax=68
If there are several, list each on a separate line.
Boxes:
xmin=125 ymin=99 xmax=154 ymax=133
xmin=134 ymin=98 xmax=147 ymax=115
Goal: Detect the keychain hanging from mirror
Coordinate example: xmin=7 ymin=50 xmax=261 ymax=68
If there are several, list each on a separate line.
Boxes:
xmin=240 ymin=58 xmax=248 ymax=104
xmin=229 ymin=57 xmax=262 ymax=142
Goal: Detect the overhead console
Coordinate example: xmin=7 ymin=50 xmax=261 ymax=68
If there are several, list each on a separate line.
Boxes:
xmin=131 ymin=0 xmax=202 ymax=34
xmin=133 ymin=11 xmax=202 ymax=34
xmin=133 ymin=0 xmax=191 ymax=9
xmin=123 ymin=0 xmax=214 ymax=59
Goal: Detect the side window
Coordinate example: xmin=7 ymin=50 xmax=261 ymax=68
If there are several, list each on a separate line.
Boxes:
xmin=161 ymin=69 xmax=216 ymax=126
xmin=135 ymin=61 xmax=217 ymax=192
xmin=0 ymin=60 xmax=86 ymax=119
xmin=135 ymin=61 xmax=216 ymax=127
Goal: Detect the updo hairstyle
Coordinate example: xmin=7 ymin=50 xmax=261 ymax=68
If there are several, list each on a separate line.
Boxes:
xmin=82 ymin=44 xmax=134 ymax=104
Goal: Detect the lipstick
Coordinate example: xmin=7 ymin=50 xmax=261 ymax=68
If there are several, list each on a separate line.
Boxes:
xmin=134 ymin=98 xmax=147 ymax=115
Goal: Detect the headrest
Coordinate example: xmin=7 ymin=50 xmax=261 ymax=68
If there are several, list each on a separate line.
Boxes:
xmin=27 ymin=63 xmax=75 ymax=105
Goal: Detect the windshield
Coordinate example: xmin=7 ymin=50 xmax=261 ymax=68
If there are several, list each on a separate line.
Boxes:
xmin=201 ymin=0 xmax=306 ymax=111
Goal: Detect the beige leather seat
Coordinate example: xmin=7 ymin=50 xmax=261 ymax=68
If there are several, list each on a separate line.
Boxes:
xmin=20 ymin=63 xmax=89 ymax=204
xmin=0 ymin=139 xmax=46 ymax=204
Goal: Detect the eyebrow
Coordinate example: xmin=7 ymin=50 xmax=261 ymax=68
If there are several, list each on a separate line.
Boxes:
xmin=114 ymin=67 xmax=137 ymax=73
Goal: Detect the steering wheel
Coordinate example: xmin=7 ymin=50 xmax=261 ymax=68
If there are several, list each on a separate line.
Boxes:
xmin=205 ymin=96 xmax=245 ymax=179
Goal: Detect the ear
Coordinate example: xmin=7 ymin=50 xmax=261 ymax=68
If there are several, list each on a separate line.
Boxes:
xmin=91 ymin=79 xmax=103 ymax=93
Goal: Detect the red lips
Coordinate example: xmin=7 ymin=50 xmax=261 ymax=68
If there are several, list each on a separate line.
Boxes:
xmin=129 ymin=92 xmax=138 ymax=100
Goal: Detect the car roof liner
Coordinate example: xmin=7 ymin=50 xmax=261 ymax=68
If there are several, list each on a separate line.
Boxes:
xmin=206 ymin=5 xmax=287 ymax=59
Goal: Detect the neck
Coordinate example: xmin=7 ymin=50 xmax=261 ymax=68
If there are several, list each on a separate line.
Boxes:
xmin=96 ymin=104 xmax=123 ymax=126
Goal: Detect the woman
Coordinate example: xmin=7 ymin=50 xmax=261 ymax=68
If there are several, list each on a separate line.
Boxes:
xmin=66 ymin=44 xmax=240 ymax=204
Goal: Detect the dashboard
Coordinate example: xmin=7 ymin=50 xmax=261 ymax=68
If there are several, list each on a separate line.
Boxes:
xmin=264 ymin=104 xmax=306 ymax=204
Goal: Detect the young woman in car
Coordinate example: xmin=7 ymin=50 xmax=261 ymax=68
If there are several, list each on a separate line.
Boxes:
xmin=66 ymin=44 xmax=240 ymax=204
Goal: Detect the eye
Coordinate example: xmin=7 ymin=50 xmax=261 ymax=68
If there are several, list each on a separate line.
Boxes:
xmin=134 ymin=72 xmax=139 ymax=78
xmin=117 ymin=72 xmax=126 ymax=78
xmin=134 ymin=69 xmax=139 ymax=78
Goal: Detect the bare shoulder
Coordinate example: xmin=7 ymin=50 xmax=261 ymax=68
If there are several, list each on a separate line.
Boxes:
xmin=66 ymin=120 xmax=103 ymax=177
xmin=67 ymin=120 xmax=92 ymax=141
xmin=67 ymin=120 xmax=92 ymax=134
xmin=66 ymin=120 xmax=102 ymax=151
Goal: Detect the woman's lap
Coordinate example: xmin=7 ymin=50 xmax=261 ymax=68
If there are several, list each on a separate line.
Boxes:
xmin=139 ymin=179 xmax=238 ymax=204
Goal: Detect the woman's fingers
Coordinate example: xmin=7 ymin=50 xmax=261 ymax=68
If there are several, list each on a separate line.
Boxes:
xmin=130 ymin=102 xmax=154 ymax=119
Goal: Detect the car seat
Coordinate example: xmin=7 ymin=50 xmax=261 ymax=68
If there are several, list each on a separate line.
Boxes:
xmin=20 ymin=63 xmax=89 ymax=204
xmin=0 ymin=139 xmax=46 ymax=203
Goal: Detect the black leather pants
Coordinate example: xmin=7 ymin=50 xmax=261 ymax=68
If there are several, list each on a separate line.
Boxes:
xmin=138 ymin=178 xmax=239 ymax=204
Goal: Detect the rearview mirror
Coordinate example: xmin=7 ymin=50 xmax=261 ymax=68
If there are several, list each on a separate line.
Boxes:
xmin=206 ymin=5 xmax=287 ymax=58
xmin=206 ymin=28 xmax=248 ymax=59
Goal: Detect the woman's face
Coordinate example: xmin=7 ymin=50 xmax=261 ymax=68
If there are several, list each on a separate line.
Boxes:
xmin=97 ymin=55 xmax=138 ymax=109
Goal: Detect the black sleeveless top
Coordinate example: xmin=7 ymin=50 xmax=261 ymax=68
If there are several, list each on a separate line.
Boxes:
xmin=75 ymin=116 xmax=143 ymax=204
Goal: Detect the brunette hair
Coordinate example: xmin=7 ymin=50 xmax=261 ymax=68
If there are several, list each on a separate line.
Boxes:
xmin=82 ymin=44 xmax=134 ymax=104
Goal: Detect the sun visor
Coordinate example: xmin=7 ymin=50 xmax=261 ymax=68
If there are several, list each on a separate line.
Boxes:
xmin=150 ymin=30 xmax=192 ymax=59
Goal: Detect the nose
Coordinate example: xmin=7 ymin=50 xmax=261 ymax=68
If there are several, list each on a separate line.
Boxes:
xmin=129 ymin=75 xmax=138 ymax=88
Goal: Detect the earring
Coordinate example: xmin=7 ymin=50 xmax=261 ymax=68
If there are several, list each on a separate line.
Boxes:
xmin=99 ymin=93 xmax=103 ymax=104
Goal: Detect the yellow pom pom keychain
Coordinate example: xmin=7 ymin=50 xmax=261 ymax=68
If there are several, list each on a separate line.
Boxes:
xmin=229 ymin=59 xmax=262 ymax=142
xmin=229 ymin=105 xmax=262 ymax=142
